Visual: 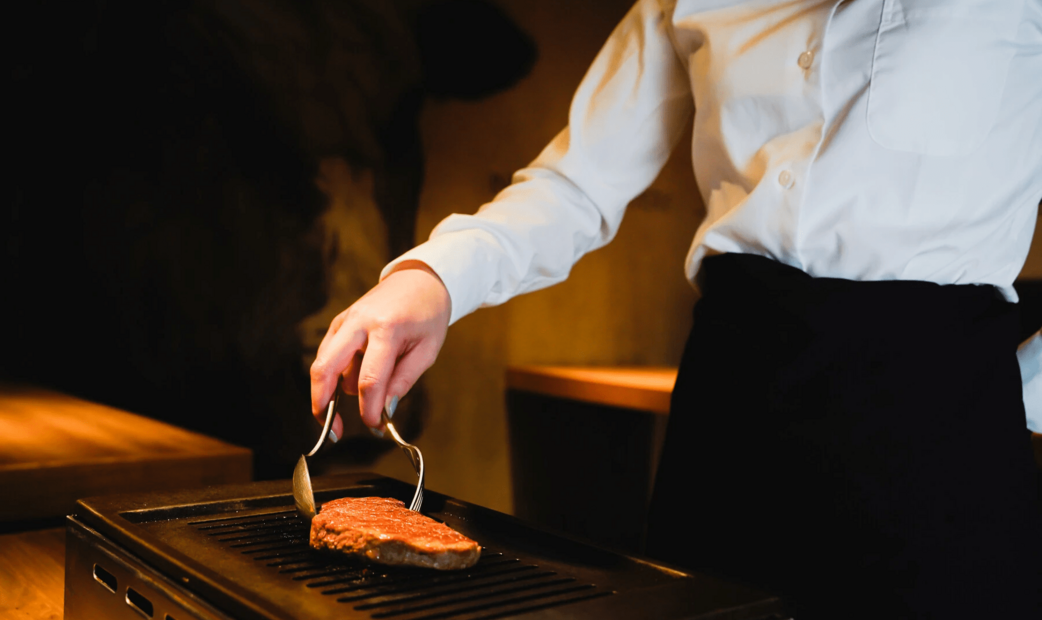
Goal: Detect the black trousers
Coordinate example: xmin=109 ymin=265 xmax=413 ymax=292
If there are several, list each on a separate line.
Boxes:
xmin=645 ymin=254 xmax=1041 ymax=619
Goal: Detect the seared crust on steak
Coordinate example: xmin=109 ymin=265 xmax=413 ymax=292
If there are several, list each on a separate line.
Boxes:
xmin=310 ymin=497 xmax=481 ymax=570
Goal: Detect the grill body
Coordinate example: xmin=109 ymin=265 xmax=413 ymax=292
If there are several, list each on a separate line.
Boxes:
xmin=64 ymin=473 xmax=785 ymax=619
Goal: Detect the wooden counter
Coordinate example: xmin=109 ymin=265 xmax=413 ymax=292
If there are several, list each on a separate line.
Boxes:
xmin=0 ymin=385 xmax=252 ymax=619
xmin=0 ymin=527 xmax=66 ymax=620
xmin=505 ymin=365 xmax=677 ymax=414
xmin=505 ymin=366 xmax=676 ymax=554
xmin=0 ymin=384 xmax=252 ymax=524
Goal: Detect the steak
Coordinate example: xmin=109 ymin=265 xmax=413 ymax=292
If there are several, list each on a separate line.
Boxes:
xmin=310 ymin=497 xmax=481 ymax=570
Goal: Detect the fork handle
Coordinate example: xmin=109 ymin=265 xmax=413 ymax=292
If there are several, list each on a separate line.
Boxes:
xmin=307 ymin=385 xmax=340 ymax=457
xmin=381 ymin=409 xmax=408 ymax=447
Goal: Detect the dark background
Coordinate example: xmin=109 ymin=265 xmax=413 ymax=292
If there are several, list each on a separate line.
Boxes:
xmin=5 ymin=0 xmax=536 ymax=479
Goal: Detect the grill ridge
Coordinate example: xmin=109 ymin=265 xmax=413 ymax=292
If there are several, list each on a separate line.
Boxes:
xmin=276 ymin=560 xmax=328 ymax=572
xmin=352 ymin=573 xmax=570 ymax=609
xmin=301 ymin=567 xmax=375 ymax=585
xmin=243 ymin=544 xmax=304 ymax=557
xmin=371 ymin=582 xmax=580 ymax=618
xmin=304 ymin=554 xmax=509 ymax=589
xmin=322 ymin=561 xmax=530 ymax=597
xmin=211 ymin=521 xmax=307 ymax=537
xmin=367 ymin=582 xmax=593 ymax=619
xmin=293 ymin=566 xmax=368 ymax=581
xmin=331 ymin=565 xmax=544 ymax=602
xmin=458 ymin=590 xmax=613 ymax=620
xmin=230 ymin=535 xmax=308 ymax=549
xmin=402 ymin=584 xmax=604 ymax=620
xmin=218 ymin=530 xmax=306 ymax=544
xmin=191 ymin=507 xmax=614 ymax=619
xmin=188 ymin=509 xmax=298 ymax=527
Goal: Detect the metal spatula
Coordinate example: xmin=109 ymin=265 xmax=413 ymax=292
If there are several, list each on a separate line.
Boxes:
xmin=293 ymin=389 xmax=338 ymax=520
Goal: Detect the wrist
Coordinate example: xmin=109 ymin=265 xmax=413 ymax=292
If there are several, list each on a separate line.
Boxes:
xmin=384 ymin=260 xmax=452 ymax=322
xmin=384 ymin=259 xmax=442 ymax=282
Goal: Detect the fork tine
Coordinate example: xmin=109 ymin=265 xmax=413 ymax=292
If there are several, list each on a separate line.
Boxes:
xmin=410 ymin=447 xmax=425 ymax=512
xmin=381 ymin=410 xmax=424 ymax=513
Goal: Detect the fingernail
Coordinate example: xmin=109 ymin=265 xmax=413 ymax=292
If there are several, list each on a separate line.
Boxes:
xmin=369 ymin=426 xmax=385 ymax=439
xmin=386 ymin=395 xmax=399 ymax=418
xmin=327 ymin=429 xmax=338 ymax=444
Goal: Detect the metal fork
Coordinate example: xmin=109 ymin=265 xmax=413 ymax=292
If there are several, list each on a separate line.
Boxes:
xmin=382 ymin=403 xmax=425 ymax=512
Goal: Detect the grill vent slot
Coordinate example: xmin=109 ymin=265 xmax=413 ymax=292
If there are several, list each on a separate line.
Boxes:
xmin=93 ymin=563 xmax=118 ymax=593
xmin=191 ymin=510 xmax=613 ymax=619
xmin=126 ymin=587 xmax=154 ymax=617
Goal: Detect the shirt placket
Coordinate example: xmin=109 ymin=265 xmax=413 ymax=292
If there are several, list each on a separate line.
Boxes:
xmin=786 ymin=1 xmax=842 ymax=268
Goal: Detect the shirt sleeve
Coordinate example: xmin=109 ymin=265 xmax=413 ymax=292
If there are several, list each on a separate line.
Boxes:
xmin=1018 ymin=330 xmax=1042 ymax=432
xmin=381 ymin=0 xmax=693 ymax=325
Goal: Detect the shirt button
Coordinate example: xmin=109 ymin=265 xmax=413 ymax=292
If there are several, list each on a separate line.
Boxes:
xmin=778 ymin=170 xmax=794 ymax=189
xmin=798 ymin=50 xmax=814 ymax=69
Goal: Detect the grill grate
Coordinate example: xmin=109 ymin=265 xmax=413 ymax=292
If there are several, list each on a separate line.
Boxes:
xmin=69 ymin=474 xmax=786 ymax=619
xmin=190 ymin=509 xmax=613 ymax=619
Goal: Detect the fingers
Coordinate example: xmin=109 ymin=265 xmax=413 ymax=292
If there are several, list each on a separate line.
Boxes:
xmin=385 ymin=341 xmax=439 ymax=410
xmin=330 ymin=412 xmax=344 ymax=443
xmin=356 ymin=334 xmax=399 ymax=428
xmin=311 ymin=324 xmax=367 ymax=419
xmin=309 ymin=264 xmax=452 ymax=433
xmin=340 ymin=351 xmax=363 ymax=396
xmin=319 ymin=330 xmax=438 ymax=430
xmin=317 ymin=308 xmax=351 ymax=353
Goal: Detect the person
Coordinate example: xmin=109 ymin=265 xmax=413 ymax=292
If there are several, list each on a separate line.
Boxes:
xmin=310 ymin=0 xmax=1042 ymax=617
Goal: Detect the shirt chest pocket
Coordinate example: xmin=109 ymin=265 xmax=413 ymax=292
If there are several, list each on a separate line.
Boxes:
xmin=866 ymin=0 xmax=1023 ymax=157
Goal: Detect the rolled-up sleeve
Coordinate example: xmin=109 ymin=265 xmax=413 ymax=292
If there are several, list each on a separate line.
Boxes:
xmin=382 ymin=0 xmax=693 ymax=325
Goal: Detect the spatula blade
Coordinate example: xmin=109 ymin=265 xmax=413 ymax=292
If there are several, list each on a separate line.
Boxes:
xmin=292 ymin=455 xmax=316 ymax=520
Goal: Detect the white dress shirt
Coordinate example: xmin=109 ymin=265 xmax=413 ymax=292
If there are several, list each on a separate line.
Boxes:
xmin=384 ymin=0 xmax=1042 ymax=429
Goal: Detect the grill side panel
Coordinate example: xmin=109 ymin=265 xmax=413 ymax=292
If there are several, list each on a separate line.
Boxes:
xmin=65 ymin=517 xmax=234 ymax=620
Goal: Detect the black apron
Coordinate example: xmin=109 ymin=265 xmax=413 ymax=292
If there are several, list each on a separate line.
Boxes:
xmin=645 ymin=254 xmax=1041 ymax=619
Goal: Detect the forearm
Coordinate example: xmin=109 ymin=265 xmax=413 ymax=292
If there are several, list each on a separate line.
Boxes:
xmin=384 ymin=0 xmax=693 ymax=325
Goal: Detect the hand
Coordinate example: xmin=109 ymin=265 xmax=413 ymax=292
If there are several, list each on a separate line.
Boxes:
xmin=310 ymin=261 xmax=451 ymax=433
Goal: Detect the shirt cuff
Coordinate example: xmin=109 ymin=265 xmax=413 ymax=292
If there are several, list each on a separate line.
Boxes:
xmin=1018 ymin=330 xmax=1042 ymax=432
xmin=380 ymin=230 xmax=503 ymax=326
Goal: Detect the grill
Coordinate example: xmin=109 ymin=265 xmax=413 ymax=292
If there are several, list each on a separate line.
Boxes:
xmin=64 ymin=472 xmax=785 ymax=619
